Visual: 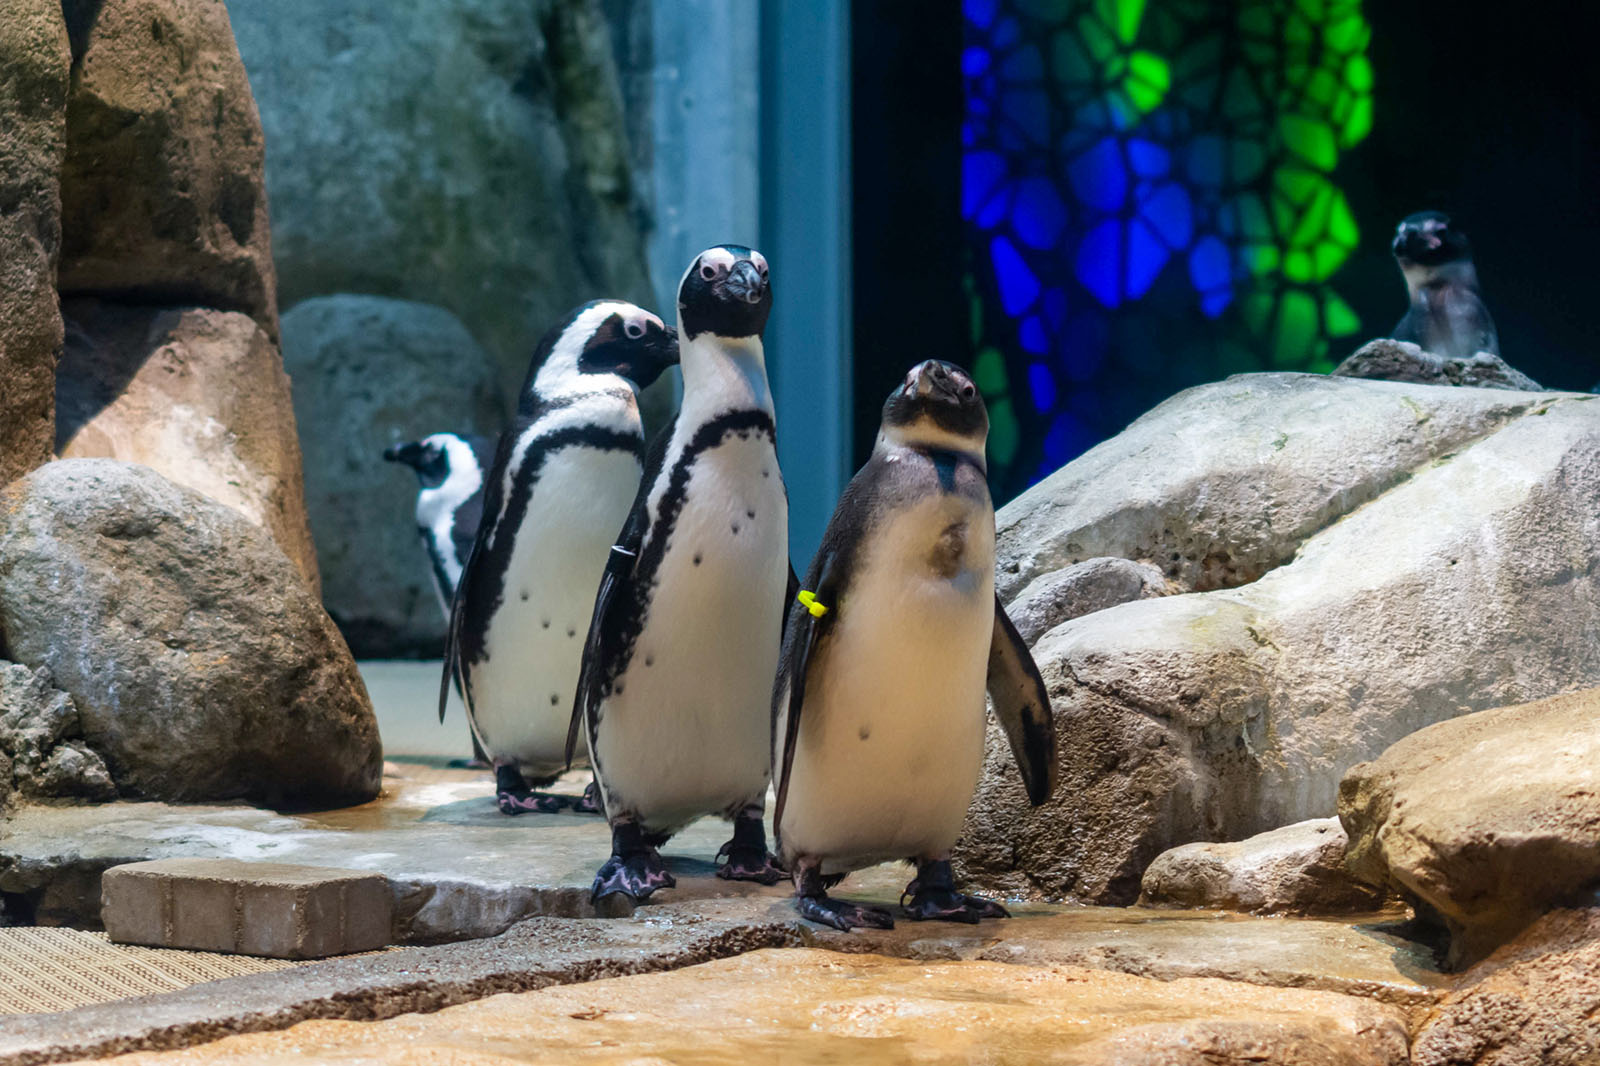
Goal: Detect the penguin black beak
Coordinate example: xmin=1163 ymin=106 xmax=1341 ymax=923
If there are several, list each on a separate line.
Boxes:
xmin=384 ymin=442 xmax=422 ymax=468
xmin=721 ymin=259 xmax=767 ymax=305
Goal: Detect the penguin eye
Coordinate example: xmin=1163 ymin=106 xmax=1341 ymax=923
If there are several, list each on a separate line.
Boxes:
xmin=959 ymin=382 xmax=976 ymax=400
xmin=624 ymin=321 xmax=645 ymax=339
xmin=700 ymin=263 xmax=719 ymax=281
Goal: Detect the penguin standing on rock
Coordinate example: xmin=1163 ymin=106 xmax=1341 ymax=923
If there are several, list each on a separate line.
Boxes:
xmin=443 ymin=301 xmax=678 ymax=816
xmin=570 ymin=244 xmax=790 ymax=901
xmin=772 ymin=360 xmax=1056 ymax=931
xmin=1391 ymin=211 xmax=1499 ymax=361
xmin=384 ymin=433 xmax=496 ymax=618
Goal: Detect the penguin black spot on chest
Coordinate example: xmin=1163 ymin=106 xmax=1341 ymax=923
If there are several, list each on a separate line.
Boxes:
xmin=927 ymin=520 xmax=969 ymax=578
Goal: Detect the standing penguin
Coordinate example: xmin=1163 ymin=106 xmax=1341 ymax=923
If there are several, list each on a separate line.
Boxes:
xmin=570 ymin=244 xmax=789 ymax=900
xmin=384 ymin=432 xmax=497 ymax=618
xmin=772 ymin=360 xmax=1056 ymax=931
xmin=1391 ymin=211 xmax=1499 ymax=361
xmin=443 ymin=301 xmax=677 ymax=816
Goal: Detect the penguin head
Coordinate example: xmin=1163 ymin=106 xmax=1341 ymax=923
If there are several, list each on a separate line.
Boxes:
xmin=1393 ymin=211 xmax=1472 ymax=269
xmin=528 ymin=300 xmax=678 ymax=404
xmin=383 ymin=433 xmax=457 ymax=489
xmin=876 ymin=360 xmax=989 ymax=469
xmin=677 ymin=245 xmax=772 ymax=341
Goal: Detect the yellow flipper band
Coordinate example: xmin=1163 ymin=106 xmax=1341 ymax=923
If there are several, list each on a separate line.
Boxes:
xmin=797 ymin=589 xmax=828 ymax=618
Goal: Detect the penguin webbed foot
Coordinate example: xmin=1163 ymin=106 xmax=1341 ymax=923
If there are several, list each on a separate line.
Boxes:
xmin=591 ymin=821 xmax=676 ymax=903
xmin=496 ymin=789 xmax=575 ymax=816
xmin=901 ymin=859 xmax=1010 ymax=923
xmin=795 ymin=894 xmax=896 ymax=932
xmin=714 ymin=807 xmax=785 ymax=885
xmin=574 ymin=779 xmax=604 ymax=815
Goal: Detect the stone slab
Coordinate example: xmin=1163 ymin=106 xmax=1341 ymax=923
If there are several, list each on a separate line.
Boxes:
xmin=0 ymin=896 xmax=1450 ymax=1064
xmin=0 ymin=760 xmax=906 ymax=942
xmin=65 ymin=948 xmax=1415 ymax=1066
xmin=102 ymin=859 xmax=391 ymax=959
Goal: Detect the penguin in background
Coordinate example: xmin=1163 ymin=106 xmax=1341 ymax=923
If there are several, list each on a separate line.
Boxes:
xmin=1391 ymin=211 xmax=1499 ymax=361
xmin=772 ymin=359 xmax=1056 ymax=931
xmin=385 ymin=431 xmax=497 ymax=766
xmin=569 ymin=244 xmax=790 ymax=901
xmin=443 ymin=301 xmax=678 ymax=816
xmin=384 ymin=432 xmax=497 ymax=618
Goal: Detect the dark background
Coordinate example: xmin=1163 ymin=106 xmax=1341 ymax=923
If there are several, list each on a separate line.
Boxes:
xmin=850 ymin=0 xmax=1600 ymax=493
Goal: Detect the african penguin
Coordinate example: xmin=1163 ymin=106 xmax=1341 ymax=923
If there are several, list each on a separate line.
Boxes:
xmin=384 ymin=432 xmax=497 ymax=619
xmin=1392 ymin=210 xmax=1499 ymax=361
xmin=442 ymin=300 xmax=678 ymax=816
xmin=570 ymin=244 xmax=790 ymax=901
xmin=771 ymin=359 xmax=1056 ymax=931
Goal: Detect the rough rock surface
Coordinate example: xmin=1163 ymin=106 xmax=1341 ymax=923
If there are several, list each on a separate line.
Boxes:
xmin=0 ymin=662 xmax=115 ymax=806
xmin=958 ymin=376 xmax=1600 ymax=904
xmin=994 ymin=373 xmax=1545 ymax=600
xmin=0 ymin=1 xmax=69 ymax=485
xmin=56 ymin=299 xmax=319 ymax=590
xmin=0 ymin=460 xmax=380 ymax=808
xmin=56 ymin=0 xmax=277 ymax=334
xmin=280 ymin=296 xmax=506 ymax=656
xmin=1411 ymin=907 xmax=1600 ymax=1066
xmin=228 ymin=0 xmax=654 ymax=388
xmin=1138 ymin=818 xmax=1386 ymax=916
xmin=1339 ymin=688 xmax=1600 ymax=966
xmin=79 ymin=949 xmax=1413 ymax=1066
xmin=1335 ymin=337 xmax=1542 ymax=391
xmin=1007 ymin=556 xmax=1166 ymax=645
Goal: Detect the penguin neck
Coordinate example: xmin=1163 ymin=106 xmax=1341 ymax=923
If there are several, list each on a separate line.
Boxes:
xmin=679 ymin=332 xmax=773 ymax=421
xmin=1404 ymin=258 xmax=1479 ymax=303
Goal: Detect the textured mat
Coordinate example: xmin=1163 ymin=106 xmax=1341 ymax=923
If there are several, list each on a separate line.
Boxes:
xmin=0 ymin=927 xmax=300 ymax=1015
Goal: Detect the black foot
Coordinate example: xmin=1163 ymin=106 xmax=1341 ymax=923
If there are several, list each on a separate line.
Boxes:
xmin=715 ymin=810 xmax=784 ymax=884
xmin=901 ymin=859 xmax=1010 ymax=923
xmin=496 ymin=788 xmax=572 ymax=815
xmin=591 ymin=822 xmax=676 ymax=902
xmin=795 ymin=894 xmax=896 ymax=931
xmin=574 ymin=779 xmax=603 ymax=815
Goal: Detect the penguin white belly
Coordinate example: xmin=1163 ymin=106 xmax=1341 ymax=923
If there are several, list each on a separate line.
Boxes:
xmin=596 ymin=435 xmax=787 ymax=830
xmin=467 ymin=447 xmax=641 ymax=777
xmin=780 ymin=500 xmax=995 ymax=873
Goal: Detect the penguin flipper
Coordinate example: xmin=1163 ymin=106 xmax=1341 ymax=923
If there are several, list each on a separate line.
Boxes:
xmin=774 ymin=554 xmax=837 ymax=831
xmin=987 ymin=595 xmax=1057 ymax=806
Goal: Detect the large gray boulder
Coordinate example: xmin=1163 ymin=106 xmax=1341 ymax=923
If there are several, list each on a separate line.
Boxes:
xmin=0 ymin=460 xmax=381 ymax=807
xmin=57 ymin=0 xmax=277 ymax=334
xmin=957 ymin=375 xmax=1600 ymax=903
xmin=228 ymin=0 xmax=655 ymax=388
xmin=1340 ymin=688 xmax=1600 ymax=967
xmin=281 ymin=296 xmax=506 ymax=656
xmin=56 ymin=299 xmax=320 ymax=590
xmin=0 ymin=0 xmax=69 ymax=485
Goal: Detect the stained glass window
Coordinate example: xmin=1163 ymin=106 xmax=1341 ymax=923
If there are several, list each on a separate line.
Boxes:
xmin=964 ymin=0 xmax=1373 ymax=495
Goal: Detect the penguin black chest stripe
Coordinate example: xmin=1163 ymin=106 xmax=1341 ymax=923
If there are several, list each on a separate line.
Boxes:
xmin=601 ymin=408 xmax=777 ymax=685
xmin=458 ymin=423 xmax=642 ymax=668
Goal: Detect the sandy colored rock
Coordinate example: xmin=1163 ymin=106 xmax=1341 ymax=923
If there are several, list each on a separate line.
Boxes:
xmin=0 ymin=0 xmax=69 ymax=486
xmin=0 ymin=460 xmax=379 ymax=808
xmin=228 ymin=0 xmax=652 ymax=388
xmin=1335 ymin=337 xmax=1542 ymax=391
xmin=56 ymin=299 xmax=318 ymax=590
xmin=1139 ymin=818 xmax=1385 ymax=916
xmin=1411 ymin=907 xmax=1600 ymax=1066
xmin=959 ymin=381 xmax=1600 ymax=904
xmin=56 ymin=0 xmax=276 ymax=334
xmin=82 ymin=948 xmax=1411 ymax=1066
xmin=1339 ymin=688 xmax=1600 ymax=966
xmin=280 ymin=296 xmax=506 ymax=656
xmin=1008 ymin=556 xmax=1166 ymax=645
